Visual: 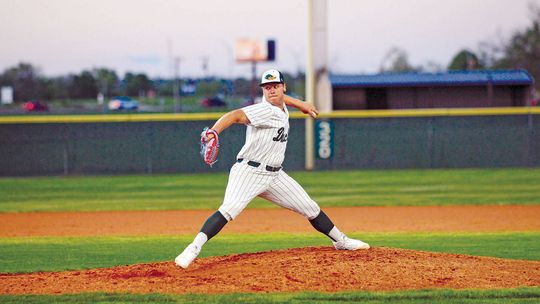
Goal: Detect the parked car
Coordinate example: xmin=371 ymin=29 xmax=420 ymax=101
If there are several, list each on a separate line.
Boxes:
xmin=200 ymin=96 xmax=226 ymax=108
xmin=108 ymin=96 xmax=139 ymax=111
xmin=23 ymin=100 xmax=49 ymax=112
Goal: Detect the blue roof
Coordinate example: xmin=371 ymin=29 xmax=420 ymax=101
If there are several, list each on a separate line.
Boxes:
xmin=330 ymin=70 xmax=534 ymax=88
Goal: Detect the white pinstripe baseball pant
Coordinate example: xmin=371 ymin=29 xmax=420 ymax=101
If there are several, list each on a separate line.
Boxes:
xmin=218 ymin=161 xmax=321 ymax=221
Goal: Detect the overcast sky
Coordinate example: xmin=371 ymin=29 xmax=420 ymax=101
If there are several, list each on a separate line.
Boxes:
xmin=1 ymin=0 xmax=537 ymax=78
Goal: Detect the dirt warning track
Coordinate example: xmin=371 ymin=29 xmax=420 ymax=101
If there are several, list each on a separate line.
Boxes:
xmin=1 ymin=205 xmax=539 ymax=237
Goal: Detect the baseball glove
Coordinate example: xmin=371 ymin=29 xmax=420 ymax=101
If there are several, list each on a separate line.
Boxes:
xmin=200 ymin=127 xmax=219 ymax=166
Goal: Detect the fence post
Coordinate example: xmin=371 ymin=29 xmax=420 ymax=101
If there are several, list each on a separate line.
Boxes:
xmin=63 ymin=144 xmax=69 ymax=175
xmin=526 ymin=113 xmax=534 ymax=167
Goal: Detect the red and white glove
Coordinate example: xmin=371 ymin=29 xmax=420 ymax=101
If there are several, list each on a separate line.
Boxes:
xmin=200 ymin=127 xmax=219 ymax=166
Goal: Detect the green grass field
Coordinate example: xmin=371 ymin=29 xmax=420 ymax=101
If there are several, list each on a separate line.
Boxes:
xmin=1 ymin=288 xmax=539 ymax=304
xmin=1 ymin=232 xmax=539 ymax=273
xmin=1 ymin=168 xmax=539 ymax=303
xmin=1 ymin=168 xmax=539 ymax=212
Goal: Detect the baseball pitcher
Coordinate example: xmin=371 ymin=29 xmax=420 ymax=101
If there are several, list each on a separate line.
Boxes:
xmin=176 ymin=69 xmax=370 ymax=268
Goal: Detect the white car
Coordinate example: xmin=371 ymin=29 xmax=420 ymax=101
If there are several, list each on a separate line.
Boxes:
xmin=108 ymin=96 xmax=139 ymax=110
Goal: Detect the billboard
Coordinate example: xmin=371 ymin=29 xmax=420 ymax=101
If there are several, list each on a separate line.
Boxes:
xmin=235 ymin=39 xmax=275 ymax=62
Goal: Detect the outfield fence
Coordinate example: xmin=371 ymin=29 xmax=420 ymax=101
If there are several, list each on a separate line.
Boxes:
xmin=0 ymin=107 xmax=538 ymax=176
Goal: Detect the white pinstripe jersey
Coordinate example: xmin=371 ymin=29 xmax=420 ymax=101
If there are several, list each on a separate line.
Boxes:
xmin=237 ymin=99 xmax=289 ymax=167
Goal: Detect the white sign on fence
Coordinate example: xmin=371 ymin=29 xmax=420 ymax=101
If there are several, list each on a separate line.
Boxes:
xmin=1 ymin=86 xmax=13 ymax=104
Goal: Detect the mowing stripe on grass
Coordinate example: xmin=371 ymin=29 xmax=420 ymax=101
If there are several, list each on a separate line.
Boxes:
xmin=0 ymin=288 xmax=539 ymax=303
xmin=1 ymin=168 xmax=539 ymax=212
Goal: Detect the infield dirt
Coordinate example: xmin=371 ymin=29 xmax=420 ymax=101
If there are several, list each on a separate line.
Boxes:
xmin=2 ymin=205 xmax=540 ymax=294
xmin=1 ymin=205 xmax=540 ymax=237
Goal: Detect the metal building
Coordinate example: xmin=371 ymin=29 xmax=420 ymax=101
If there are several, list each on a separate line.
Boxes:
xmin=330 ymin=70 xmax=535 ymax=110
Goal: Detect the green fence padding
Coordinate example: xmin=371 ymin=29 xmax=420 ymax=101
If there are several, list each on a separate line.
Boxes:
xmin=0 ymin=115 xmax=537 ymax=176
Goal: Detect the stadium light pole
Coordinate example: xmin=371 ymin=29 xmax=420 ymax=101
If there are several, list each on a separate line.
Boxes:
xmin=173 ymin=56 xmax=181 ymax=113
xmin=305 ymin=0 xmax=316 ymax=171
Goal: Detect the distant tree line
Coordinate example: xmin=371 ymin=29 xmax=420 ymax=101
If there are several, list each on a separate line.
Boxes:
xmin=0 ymin=63 xmax=305 ymax=103
xmin=379 ymin=2 xmax=539 ymax=92
xmin=1 ymin=3 xmax=538 ymax=102
xmin=0 ymin=65 xmax=156 ymax=102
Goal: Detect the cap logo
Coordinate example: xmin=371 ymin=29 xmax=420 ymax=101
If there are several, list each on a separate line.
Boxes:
xmin=259 ymin=69 xmax=283 ymax=86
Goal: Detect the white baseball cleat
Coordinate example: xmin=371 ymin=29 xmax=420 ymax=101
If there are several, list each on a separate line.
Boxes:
xmin=333 ymin=236 xmax=370 ymax=250
xmin=175 ymin=243 xmax=201 ymax=269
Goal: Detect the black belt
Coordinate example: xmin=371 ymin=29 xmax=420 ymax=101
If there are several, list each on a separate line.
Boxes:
xmin=237 ymin=159 xmax=281 ymax=172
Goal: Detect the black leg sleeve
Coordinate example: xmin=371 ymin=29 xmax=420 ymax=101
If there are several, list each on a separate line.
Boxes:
xmin=200 ymin=211 xmax=229 ymax=240
xmin=309 ymin=210 xmax=335 ymax=237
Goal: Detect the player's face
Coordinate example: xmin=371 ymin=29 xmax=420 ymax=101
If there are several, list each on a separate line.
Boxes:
xmin=262 ymin=83 xmax=287 ymax=107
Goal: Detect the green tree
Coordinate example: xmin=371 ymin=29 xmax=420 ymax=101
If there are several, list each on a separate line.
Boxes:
xmin=379 ymin=47 xmax=419 ymax=73
xmin=232 ymin=77 xmax=251 ymax=96
xmin=478 ymin=2 xmax=540 ymax=89
xmin=41 ymin=77 xmax=69 ymax=100
xmin=494 ymin=5 xmax=539 ymax=84
xmin=197 ymin=78 xmax=224 ymax=97
xmin=93 ymin=68 xmax=119 ymax=98
xmin=0 ymin=62 xmax=42 ymax=102
xmin=448 ymin=49 xmax=484 ymax=70
xmin=124 ymin=72 xmax=152 ymax=97
xmin=68 ymin=70 xmax=97 ymax=99
xmin=154 ymin=78 xmax=174 ymax=97
xmin=283 ymin=72 xmax=305 ymax=98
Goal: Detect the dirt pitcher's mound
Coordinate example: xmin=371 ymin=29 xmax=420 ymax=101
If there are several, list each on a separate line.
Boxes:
xmin=2 ymin=247 xmax=539 ymax=295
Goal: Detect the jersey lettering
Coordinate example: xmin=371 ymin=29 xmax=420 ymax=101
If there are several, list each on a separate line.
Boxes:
xmin=272 ymin=127 xmax=288 ymax=142
xmin=238 ymin=100 xmax=289 ymax=166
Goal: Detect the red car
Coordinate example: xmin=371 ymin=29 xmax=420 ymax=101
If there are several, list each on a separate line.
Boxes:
xmin=23 ymin=100 xmax=49 ymax=112
xmin=200 ymin=96 xmax=226 ymax=107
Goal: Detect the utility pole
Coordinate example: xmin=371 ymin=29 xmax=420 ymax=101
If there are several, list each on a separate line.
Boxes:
xmin=202 ymin=57 xmax=209 ymax=78
xmin=306 ymin=0 xmax=329 ymax=170
xmin=173 ymin=56 xmax=181 ymax=113
xmin=305 ymin=0 xmax=316 ymax=171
